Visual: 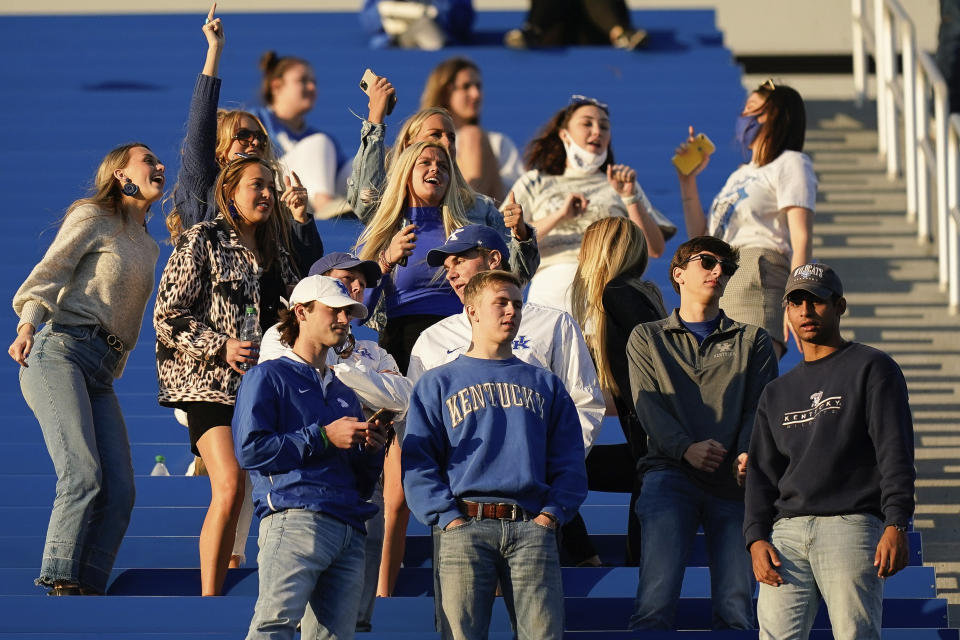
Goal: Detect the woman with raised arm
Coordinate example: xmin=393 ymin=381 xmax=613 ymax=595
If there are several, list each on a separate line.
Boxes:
xmin=676 ymin=80 xmax=815 ymax=358
xmin=510 ymin=94 xmax=674 ymax=314
xmin=419 ymin=57 xmax=525 ymax=201
xmin=155 ymin=156 xmax=298 ymax=596
xmin=11 ymin=143 xmax=163 ymax=595
xmin=346 ymin=76 xmax=539 ymax=282
xmin=167 ymin=4 xmax=322 ymax=276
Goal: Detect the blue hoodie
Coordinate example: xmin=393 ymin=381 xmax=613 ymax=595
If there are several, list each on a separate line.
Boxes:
xmin=402 ymin=355 xmax=587 ymax=530
xmin=232 ymin=356 xmax=384 ymax=532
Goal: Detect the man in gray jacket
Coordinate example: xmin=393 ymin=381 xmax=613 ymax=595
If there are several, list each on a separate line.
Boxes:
xmin=626 ymin=236 xmax=778 ymax=630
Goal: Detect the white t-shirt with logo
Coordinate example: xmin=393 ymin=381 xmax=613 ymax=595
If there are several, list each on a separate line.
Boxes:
xmin=708 ymin=150 xmax=817 ymax=258
xmin=407 ymin=302 xmax=605 ymax=453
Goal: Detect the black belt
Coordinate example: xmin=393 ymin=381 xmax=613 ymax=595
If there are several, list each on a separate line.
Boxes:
xmin=51 ymin=324 xmax=125 ymax=354
xmin=458 ymin=500 xmax=526 ymax=521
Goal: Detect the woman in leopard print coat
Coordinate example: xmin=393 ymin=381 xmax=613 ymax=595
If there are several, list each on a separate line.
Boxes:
xmin=154 ymin=156 xmax=298 ymax=596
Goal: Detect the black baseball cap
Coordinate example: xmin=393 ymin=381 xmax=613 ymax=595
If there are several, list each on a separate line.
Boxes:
xmin=783 ymin=263 xmax=843 ymax=301
xmin=307 ymin=252 xmax=381 ymax=287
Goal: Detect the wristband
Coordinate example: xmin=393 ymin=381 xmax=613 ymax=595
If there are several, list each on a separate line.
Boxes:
xmin=378 ymin=250 xmax=394 ymax=274
xmin=318 ymin=425 xmax=330 ymax=450
xmin=621 ymin=194 xmax=639 ymax=206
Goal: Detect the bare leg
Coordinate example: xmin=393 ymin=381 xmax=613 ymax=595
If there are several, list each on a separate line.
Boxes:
xmin=195 ymin=426 xmax=244 ymax=596
xmin=456 ymin=125 xmax=505 ymax=201
xmin=378 ymin=443 xmax=410 ymax=596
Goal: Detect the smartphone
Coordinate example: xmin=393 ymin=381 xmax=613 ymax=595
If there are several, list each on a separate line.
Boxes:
xmin=397 ymin=217 xmax=412 ymax=267
xmin=359 ymin=68 xmax=397 ymax=116
xmin=368 ymin=408 xmax=396 ymax=426
xmin=671 ymin=133 xmax=715 ymax=176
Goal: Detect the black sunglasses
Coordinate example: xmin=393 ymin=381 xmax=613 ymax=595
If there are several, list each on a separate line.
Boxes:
xmin=686 ymin=253 xmax=738 ymax=277
xmin=233 ymin=128 xmax=268 ymax=146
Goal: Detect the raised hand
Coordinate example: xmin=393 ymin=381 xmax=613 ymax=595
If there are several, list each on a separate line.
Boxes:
xmin=281 ymin=172 xmax=310 ymax=223
xmin=201 ymin=3 xmax=224 ymax=77
xmin=501 ymin=191 xmax=528 ymax=240
xmin=368 ymin=73 xmax=397 ymax=125
xmin=674 ymin=125 xmax=711 ymax=179
xmin=385 ymin=223 xmax=417 ymax=267
xmin=606 ymin=163 xmax=637 ymax=197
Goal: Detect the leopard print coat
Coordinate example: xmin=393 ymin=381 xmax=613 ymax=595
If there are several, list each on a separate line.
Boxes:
xmin=154 ymin=215 xmax=298 ymax=406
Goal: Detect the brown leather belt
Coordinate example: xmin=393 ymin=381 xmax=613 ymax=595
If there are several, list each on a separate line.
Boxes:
xmin=458 ymin=500 xmax=524 ymax=521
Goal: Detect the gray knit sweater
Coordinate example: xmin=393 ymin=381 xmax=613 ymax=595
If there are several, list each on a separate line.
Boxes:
xmin=13 ymin=204 xmax=160 ymax=376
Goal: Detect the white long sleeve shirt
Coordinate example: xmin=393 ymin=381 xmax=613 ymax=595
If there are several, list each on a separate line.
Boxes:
xmin=407 ymin=302 xmax=605 ymax=453
xmin=260 ymin=324 xmax=413 ymax=416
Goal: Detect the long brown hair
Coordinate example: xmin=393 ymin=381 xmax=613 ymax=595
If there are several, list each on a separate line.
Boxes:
xmin=571 ymin=218 xmax=651 ymax=396
xmin=165 ymin=110 xmax=276 ymax=242
xmin=420 ymin=57 xmax=481 ymax=124
xmin=214 ymin=156 xmax=285 ymax=270
xmin=750 ymin=82 xmax=806 ymax=167
xmin=525 ymin=104 xmax=614 ymax=175
xmin=60 ymin=142 xmax=153 ymax=229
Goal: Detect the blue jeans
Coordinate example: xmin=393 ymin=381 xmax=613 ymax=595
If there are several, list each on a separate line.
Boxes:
xmin=630 ymin=468 xmax=755 ymax=630
xmin=19 ymin=324 xmax=132 ymax=594
xmin=436 ymin=517 xmax=564 ymax=640
xmin=757 ymin=514 xmax=884 ymax=640
xmin=246 ymin=509 xmax=365 ymax=640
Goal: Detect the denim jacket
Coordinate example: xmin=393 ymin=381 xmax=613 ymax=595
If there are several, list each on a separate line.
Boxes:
xmin=345 ymin=120 xmax=540 ymax=282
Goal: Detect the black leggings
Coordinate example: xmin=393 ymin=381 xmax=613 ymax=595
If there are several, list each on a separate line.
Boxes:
xmin=378 ymin=313 xmax=446 ymax=375
xmin=524 ymin=0 xmax=632 ymax=46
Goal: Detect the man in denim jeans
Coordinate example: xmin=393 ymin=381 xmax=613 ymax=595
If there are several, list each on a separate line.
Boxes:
xmin=232 ymin=276 xmax=387 ymax=640
xmin=744 ymin=264 xmax=915 ymax=640
xmin=403 ymin=270 xmax=588 ymax=640
xmin=626 ymin=237 xmax=778 ymax=630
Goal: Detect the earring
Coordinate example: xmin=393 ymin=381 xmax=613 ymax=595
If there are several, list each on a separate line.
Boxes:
xmin=121 ymin=178 xmax=140 ymax=197
xmin=228 ymin=200 xmax=240 ymax=220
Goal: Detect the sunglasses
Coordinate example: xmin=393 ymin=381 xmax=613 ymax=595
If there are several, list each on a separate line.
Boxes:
xmin=568 ymin=94 xmax=609 ymax=113
xmin=760 ymin=78 xmax=776 ymax=91
xmin=233 ymin=128 xmax=268 ymax=146
xmin=686 ymin=253 xmax=738 ymax=277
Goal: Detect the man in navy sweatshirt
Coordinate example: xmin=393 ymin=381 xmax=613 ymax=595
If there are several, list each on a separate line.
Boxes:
xmin=627 ymin=236 xmax=778 ymax=630
xmin=744 ymin=263 xmax=915 ymax=640
xmin=233 ymin=275 xmax=387 ymax=640
xmin=403 ymin=269 xmax=588 ymax=640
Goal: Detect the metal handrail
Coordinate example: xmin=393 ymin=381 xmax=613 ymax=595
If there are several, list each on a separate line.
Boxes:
xmin=852 ymin=0 xmax=960 ymax=313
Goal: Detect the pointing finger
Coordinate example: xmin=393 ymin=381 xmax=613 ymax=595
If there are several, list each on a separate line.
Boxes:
xmin=291 ymin=171 xmax=303 ymax=187
xmin=207 ymin=2 xmax=217 ymax=21
xmin=688 ymin=124 xmax=694 ymax=138
xmin=507 ymin=190 xmax=516 ymax=205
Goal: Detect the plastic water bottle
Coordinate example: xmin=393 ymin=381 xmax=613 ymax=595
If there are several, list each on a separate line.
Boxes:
xmin=238 ymin=305 xmax=260 ymax=371
xmin=150 ymin=455 xmax=171 ymax=476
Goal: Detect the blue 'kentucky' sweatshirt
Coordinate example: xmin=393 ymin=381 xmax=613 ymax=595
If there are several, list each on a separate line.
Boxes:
xmin=402 ymin=355 xmax=588 ymax=530
xmin=232 ymin=355 xmax=384 ymax=532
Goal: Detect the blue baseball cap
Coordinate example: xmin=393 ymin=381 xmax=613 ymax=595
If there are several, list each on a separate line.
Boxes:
xmin=307 ymin=252 xmax=381 ymax=287
xmin=426 ymin=224 xmax=510 ymax=268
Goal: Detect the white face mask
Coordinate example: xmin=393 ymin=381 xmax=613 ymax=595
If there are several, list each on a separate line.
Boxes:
xmin=561 ymin=132 xmax=607 ymax=176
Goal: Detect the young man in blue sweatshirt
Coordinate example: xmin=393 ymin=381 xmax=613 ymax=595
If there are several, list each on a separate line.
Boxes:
xmin=627 ymin=236 xmax=778 ymax=631
xmin=403 ymin=269 xmax=588 ymax=640
xmin=744 ymin=264 xmax=915 ymax=640
xmin=233 ymin=275 xmax=387 ymax=640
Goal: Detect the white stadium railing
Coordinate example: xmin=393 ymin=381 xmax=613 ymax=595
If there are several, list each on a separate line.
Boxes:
xmin=853 ymin=0 xmax=960 ymax=313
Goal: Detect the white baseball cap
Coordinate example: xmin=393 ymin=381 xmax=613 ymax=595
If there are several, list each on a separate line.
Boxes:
xmin=287 ymin=275 xmax=368 ymax=320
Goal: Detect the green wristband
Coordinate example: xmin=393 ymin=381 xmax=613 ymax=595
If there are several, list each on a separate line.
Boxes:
xmin=318 ymin=425 xmax=330 ymax=450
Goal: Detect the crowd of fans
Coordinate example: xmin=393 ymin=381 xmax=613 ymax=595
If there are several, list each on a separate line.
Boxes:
xmin=8 ymin=5 xmax=916 ymax=640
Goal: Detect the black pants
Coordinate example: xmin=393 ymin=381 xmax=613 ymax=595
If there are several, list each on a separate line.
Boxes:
xmin=524 ymin=0 xmax=632 ymax=46
xmin=378 ymin=313 xmax=446 ymax=375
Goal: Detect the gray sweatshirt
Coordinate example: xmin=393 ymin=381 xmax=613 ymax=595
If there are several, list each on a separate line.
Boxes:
xmin=13 ymin=203 xmax=159 ymax=376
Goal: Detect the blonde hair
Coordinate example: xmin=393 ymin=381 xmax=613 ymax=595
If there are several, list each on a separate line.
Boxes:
xmin=355 ymin=140 xmax=469 ymax=263
xmin=384 ymin=107 xmax=477 ymax=211
xmin=571 ymin=217 xmax=650 ymax=396
xmin=213 ymin=156 xmax=286 ymax=271
xmin=65 ymin=142 xmax=152 ymax=223
xmin=165 ymin=109 xmax=275 ymax=243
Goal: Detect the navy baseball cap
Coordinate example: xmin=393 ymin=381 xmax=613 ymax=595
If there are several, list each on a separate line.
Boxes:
xmin=426 ymin=224 xmax=510 ymax=268
xmin=783 ymin=263 xmax=843 ymax=301
xmin=308 ymin=252 xmax=381 ymax=287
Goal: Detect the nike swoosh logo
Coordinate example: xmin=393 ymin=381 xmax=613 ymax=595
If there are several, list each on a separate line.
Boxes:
xmin=298 ymin=388 xmax=309 ymax=394
xmin=447 ymin=348 xmax=459 ymax=354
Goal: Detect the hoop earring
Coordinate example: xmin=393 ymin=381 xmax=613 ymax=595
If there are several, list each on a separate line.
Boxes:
xmin=121 ymin=179 xmax=140 ymax=197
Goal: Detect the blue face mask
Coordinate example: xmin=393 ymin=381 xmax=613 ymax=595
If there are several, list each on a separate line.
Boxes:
xmin=734 ymin=114 xmax=762 ymax=159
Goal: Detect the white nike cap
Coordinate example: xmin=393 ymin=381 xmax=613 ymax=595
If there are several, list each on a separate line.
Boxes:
xmin=287 ymin=275 xmax=368 ymax=320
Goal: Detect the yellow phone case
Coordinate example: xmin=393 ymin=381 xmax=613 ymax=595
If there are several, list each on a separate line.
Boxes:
xmin=672 ymin=133 xmax=716 ymax=175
